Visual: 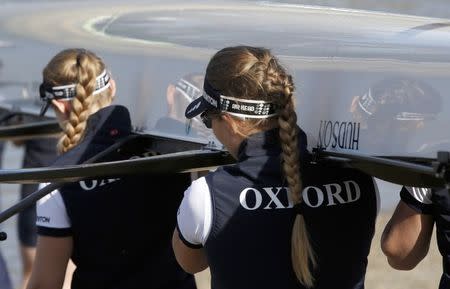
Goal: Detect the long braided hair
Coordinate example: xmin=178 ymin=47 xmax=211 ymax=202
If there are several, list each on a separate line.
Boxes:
xmin=205 ymin=46 xmax=316 ymax=287
xmin=42 ymin=49 xmax=114 ymax=154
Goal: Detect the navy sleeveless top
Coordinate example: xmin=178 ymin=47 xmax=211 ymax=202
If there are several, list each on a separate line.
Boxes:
xmin=37 ymin=105 xmax=196 ymax=289
xmin=203 ymin=128 xmax=378 ymax=289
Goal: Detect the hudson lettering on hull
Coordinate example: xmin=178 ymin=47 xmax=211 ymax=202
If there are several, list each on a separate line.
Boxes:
xmin=317 ymin=120 xmax=360 ymax=150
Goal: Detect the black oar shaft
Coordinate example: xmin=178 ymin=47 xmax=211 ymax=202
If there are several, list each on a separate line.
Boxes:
xmin=0 ymin=135 xmax=141 ymax=225
xmin=317 ymin=149 xmax=444 ymax=187
xmin=0 ymin=182 xmax=63 ymax=224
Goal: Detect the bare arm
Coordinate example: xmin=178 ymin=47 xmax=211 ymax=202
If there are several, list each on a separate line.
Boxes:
xmin=172 ymin=228 xmax=208 ymax=274
xmin=380 ymin=200 xmax=434 ymax=270
xmin=62 ymin=260 xmax=76 ymax=289
xmin=26 ymin=236 xmax=73 ymax=289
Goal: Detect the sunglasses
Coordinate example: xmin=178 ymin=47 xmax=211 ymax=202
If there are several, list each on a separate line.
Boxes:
xmin=200 ymin=110 xmax=220 ymax=129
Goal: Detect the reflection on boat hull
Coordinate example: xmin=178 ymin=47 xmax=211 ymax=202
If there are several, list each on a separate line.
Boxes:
xmin=1 ymin=1 xmax=450 ymax=159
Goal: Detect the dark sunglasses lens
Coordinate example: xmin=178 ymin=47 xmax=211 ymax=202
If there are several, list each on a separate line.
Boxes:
xmin=201 ymin=113 xmax=212 ymax=129
xmin=39 ymin=83 xmax=46 ymax=100
xmin=39 ymin=102 xmax=50 ymax=116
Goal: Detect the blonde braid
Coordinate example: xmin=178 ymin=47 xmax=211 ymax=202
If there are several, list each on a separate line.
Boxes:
xmin=42 ymin=48 xmax=111 ymax=154
xmin=266 ymin=57 xmax=317 ymax=287
xmin=57 ymin=52 xmax=97 ymax=153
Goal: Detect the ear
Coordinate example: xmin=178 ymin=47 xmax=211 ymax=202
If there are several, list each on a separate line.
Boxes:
xmin=166 ymin=84 xmax=176 ymax=106
xmin=109 ymin=78 xmax=117 ymax=97
xmin=350 ymin=95 xmax=359 ymax=113
xmin=221 ymin=113 xmax=242 ymax=135
xmin=51 ymin=99 xmax=69 ymax=115
xmin=166 ymin=84 xmax=176 ymax=116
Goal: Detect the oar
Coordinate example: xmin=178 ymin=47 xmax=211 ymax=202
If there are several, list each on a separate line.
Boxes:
xmin=0 ymin=134 xmax=141 ymax=239
xmin=316 ymin=148 xmax=446 ymax=187
xmin=0 ymin=134 xmax=233 ymax=233
xmin=0 ymin=119 xmax=60 ymax=140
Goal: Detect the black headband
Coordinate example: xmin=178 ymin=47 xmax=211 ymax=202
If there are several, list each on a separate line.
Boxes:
xmin=39 ymin=69 xmax=111 ymax=102
xmin=175 ymin=78 xmax=202 ymax=101
xmin=185 ymin=78 xmax=279 ymax=119
xmin=39 ymin=70 xmax=111 ymax=116
xmin=358 ymin=88 xmax=436 ymax=121
xmin=204 ymin=79 xmax=278 ymax=118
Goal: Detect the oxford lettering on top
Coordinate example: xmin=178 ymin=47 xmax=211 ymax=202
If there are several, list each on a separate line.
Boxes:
xmin=239 ymin=180 xmax=361 ymax=210
xmin=79 ymin=178 xmax=120 ymax=191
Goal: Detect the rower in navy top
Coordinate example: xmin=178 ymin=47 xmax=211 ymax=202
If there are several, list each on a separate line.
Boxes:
xmin=172 ymin=45 xmax=379 ymax=289
xmin=27 ymin=48 xmax=197 ymax=289
xmin=381 ymin=186 xmax=450 ymax=289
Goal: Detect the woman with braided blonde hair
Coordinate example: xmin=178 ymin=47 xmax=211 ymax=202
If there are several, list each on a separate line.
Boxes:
xmin=173 ymin=45 xmax=379 ymax=289
xmin=27 ymin=48 xmax=198 ymax=289
xmin=39 ymin=48 xmax=116 ymax=153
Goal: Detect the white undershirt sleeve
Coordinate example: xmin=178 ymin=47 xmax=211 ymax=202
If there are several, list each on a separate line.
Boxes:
xmin=36 ymin=183 xmax=71 ymax=229
xmin=176 ymin=177 xmax=212 ymax=247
